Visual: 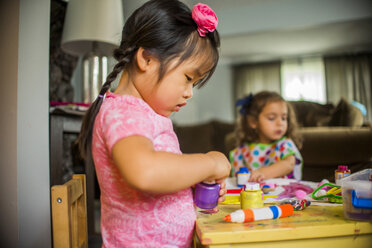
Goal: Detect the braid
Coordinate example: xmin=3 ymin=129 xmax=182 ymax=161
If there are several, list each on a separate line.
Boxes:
xmin=99 ymin=60 xmax=127 ymax=95
xmin=77 ymin=46 xmax=136 ymax=160
xmin=99 ymin=46 xmax=137 ymax=95
xmin=114 ymin=45 xmax=136 ymax=61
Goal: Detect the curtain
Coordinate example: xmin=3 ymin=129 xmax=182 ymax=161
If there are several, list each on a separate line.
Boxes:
xmin=324 ymin=54 xmax=372 ymax=122
xmin=233 ymin=61 xmax=281 ymax=103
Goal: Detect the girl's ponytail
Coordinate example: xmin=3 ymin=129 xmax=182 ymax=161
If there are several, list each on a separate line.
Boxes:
xmin=77 ymin=46 xmax=135 ymax=160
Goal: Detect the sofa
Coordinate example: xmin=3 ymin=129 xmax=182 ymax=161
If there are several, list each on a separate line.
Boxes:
xmin=174 ymin=99 xmax=372 ymax=183
xmin=297 ymin=126 xmax=372 ymax=182
xmin=288 ymin=98 xmax=372 ymax=181
xmin=174 ymin=120 xmax=234 ymax=157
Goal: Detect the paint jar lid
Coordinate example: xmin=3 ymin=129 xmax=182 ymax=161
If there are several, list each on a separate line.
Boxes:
xmin=245 ymin=182 xmax=260 ymax=191
xmin=237 ymin=167 xmax=250 ymax=174
xmin=338 ymin=165 xmax=349 ymax=171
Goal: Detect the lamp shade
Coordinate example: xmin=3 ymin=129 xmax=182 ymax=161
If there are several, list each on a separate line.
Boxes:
xmin=61 ymin=0 xmax=124 ymax=56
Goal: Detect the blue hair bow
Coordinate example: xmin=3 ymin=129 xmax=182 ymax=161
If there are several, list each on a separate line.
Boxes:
xmin=236 ymin=93 xmax=253 ymax=115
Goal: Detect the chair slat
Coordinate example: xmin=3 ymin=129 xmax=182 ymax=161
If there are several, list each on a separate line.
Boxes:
xmin=51 ymin=174 xmax=88 ymax=248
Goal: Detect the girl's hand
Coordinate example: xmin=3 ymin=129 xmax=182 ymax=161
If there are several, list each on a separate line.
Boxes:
xmin=205 ymin=151 xmax=230 ymax=213
xmin=249 ymin=170 xmax=265 ymax=182
xmin=205 ymin=151 xmax=231 ymax=180
xmin=217 ymin=178 xmax=227 ymax=203
xmin=211 ymin=178 xmax=227 ymax=212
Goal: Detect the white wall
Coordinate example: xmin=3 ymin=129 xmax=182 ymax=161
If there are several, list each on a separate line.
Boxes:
xmin=17 ymin=0 xmax=51 ymax=246
xmin=0 ymin=0 xmax=51 ymax=247
xmin=171 ymin=62 xmax=234 ymax=125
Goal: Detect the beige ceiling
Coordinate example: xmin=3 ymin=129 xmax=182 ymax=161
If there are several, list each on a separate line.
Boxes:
xmin=182 ymin=0 xmax=372 ymax=64
xmin=221 ymin=18 xmax=372 ymax=64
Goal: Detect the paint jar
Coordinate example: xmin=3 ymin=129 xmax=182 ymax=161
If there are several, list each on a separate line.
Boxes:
xmin=335 ymin=165 xmax=351 ymax=184
xmin=240 ymin=182 xmax=264 ymax=209
xmin=236 ymin=167 xmax=250 ymax=187
xmin=194 ymin=181 xmax=221 ymax=209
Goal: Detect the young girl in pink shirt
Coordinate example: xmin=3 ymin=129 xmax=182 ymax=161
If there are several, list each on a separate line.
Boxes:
xmin=77 ymin=1 xmax=230 ymax=247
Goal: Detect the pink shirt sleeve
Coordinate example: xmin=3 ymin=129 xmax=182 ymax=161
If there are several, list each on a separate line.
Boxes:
xmin=98 ymin=102 xmax=155 ymax=155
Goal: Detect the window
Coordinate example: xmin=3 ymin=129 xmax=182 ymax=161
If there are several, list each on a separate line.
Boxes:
xmin=281 ymin=57 xmax=326 ymax=103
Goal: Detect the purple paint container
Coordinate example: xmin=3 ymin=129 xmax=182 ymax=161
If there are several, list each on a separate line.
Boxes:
xmin=194 ymin=182 xmax=220 ymax=209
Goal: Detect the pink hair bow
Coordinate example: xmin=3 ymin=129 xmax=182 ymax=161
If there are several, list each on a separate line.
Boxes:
xmin=192 ymin=3 xmax=218 ymax=37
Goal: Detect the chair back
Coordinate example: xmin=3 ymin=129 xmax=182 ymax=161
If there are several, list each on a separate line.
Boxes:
xmin=51 ymin=174 xmax=88 ymax=248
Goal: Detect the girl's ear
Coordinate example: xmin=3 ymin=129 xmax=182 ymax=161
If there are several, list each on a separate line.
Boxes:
xmin=136 ymin=47 xmax=153 ymax=72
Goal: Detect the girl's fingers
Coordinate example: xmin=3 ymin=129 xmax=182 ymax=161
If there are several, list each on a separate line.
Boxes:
xmin=211 ymin=206 xmax=219 ymax=213
xmin=219 ymin=188 xmax=226 ymax=196
xmin=216 ymin=178 xmax=226 ymax=186
xmin=218 ymin=195 xmax=225 ymax=203
xmin=249 ymin=175 xmax=257 ymax=182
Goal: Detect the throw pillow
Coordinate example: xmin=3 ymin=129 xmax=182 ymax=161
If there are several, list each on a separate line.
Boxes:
xmin=289 ymin=101 xmax=334 ymax=127
xmin=328 ymin=98 xmax=363 ymax=127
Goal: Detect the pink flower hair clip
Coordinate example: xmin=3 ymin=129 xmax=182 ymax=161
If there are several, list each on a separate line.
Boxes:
xmin=192 ymin=3 xmax=218 ymax=37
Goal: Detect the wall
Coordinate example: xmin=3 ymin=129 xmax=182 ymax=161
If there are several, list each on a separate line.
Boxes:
xmin=0 ymin=0 xmax=20 ymax=246
xmin=171 ymin=62 xmax=234 ymax=125
xmin=0 ymin=0 xmax=51 ymax=247
xmin=17 ymin=0 xmax=51 ymax=246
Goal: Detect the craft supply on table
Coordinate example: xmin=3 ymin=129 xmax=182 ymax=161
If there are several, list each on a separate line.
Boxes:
xmin=222 ymin=194 xmax=277 ymax=205
xmin=317 ymin=179 xmax=332 ymax=192
xmin=312 ymin=182 xmax=342 ymax=203
xmin=194 ymin=181 xmax=220 ymax=209
xmin=280 ymin=199 xmax=311 ymax=210
xmin=340 ymin=168 xmax=372 ymax=221
xmin=226 ymin=188 xmax=243 ymax=194
xmin=318 ymin=179 xmax=330 ymax=188
xmin=295 ymin=190 xmax=307 ymax=199
xmin=260 ymin=183 xmax=276 ymax=194
xmin=222 ymin=195 xmax=241 ymax=205
xmin=335 ymin=165 xmax=351 ymax=184
xmin=276 ymin=182 xmax=314 ymax=199
xmin=236 ymin=167 xmax=250 ymax=187
xmin=224 ymin=178 xmax=331 ymax=205
xmin=240 ymin=183 xmax=264 ymax=209
xmin=223 ymin=204 xmax=293 ymax=223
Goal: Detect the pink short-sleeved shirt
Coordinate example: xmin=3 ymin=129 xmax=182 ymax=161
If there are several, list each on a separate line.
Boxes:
xmin=92 ymin=93 xmax=196 ymax=247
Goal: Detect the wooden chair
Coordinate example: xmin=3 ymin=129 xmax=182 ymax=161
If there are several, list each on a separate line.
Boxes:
xmin=51 ymin=174 xmax=88 ymax=248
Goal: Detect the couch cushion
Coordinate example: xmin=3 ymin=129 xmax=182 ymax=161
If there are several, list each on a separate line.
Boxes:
xmin=299 ymin=127 xmax=372 ymax=166
xmin=173 ymin=122 xmax=214 ymax=154
xmin=328 ymin=98 xmax=364 ymax=127
xmin=210 ymin=121 xmax=235 ymax=156
xmin=174 ymin=121 xmax=235 ymax=156
xmin=302 ymin=161 xmax=372 ymax=182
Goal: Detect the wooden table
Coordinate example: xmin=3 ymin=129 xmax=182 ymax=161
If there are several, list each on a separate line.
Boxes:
xmin=195 ymin=204 xmax=372 ymax=247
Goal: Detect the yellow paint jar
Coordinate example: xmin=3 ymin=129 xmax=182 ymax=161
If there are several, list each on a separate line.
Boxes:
xmin=240 ymin=183 xmax=264 ymax=209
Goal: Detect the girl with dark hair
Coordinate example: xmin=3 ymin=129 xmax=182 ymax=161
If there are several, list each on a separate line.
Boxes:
xmin=230 ymin=91 xmax=303 ymax=182
xmin=76 ymin=0 xmax=230 ymax=246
